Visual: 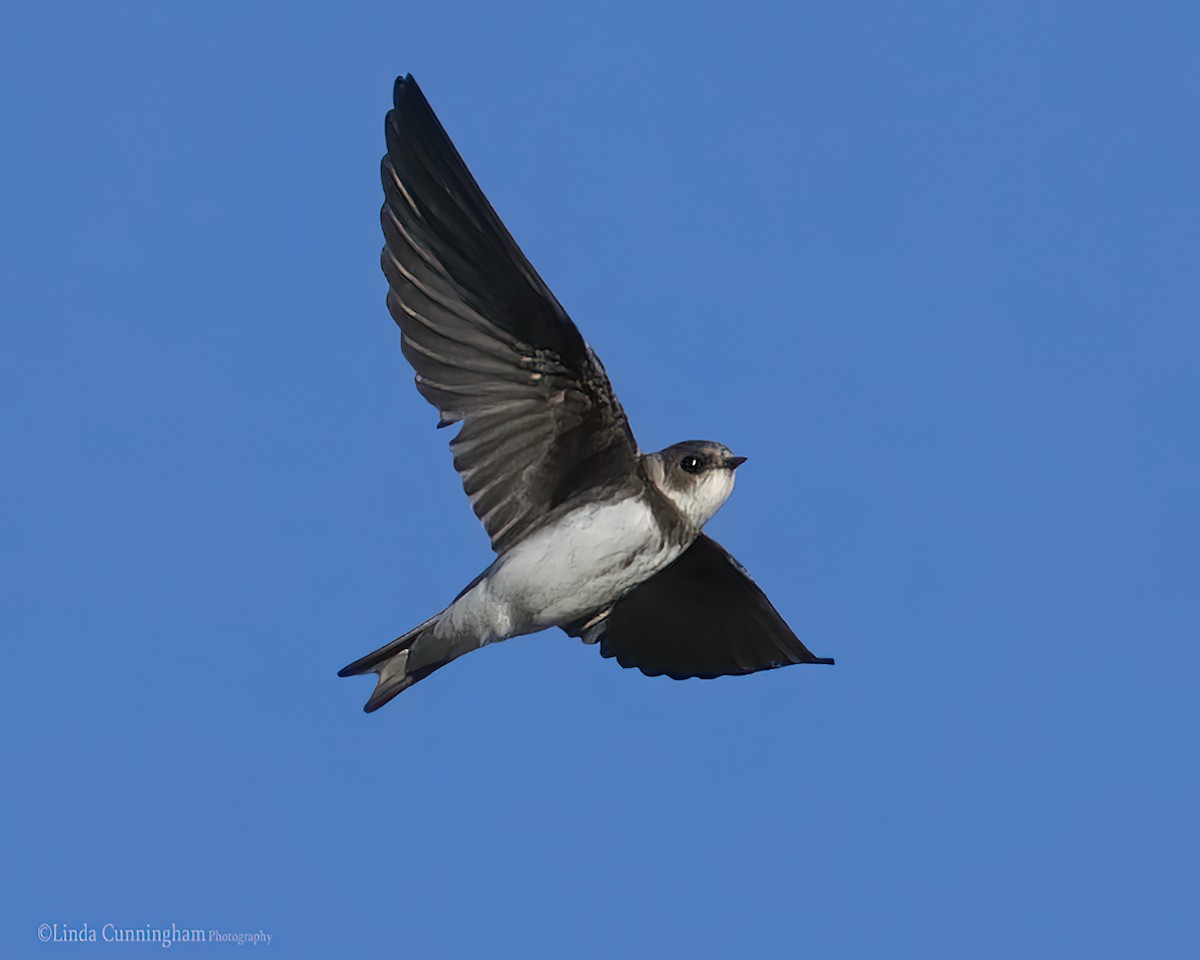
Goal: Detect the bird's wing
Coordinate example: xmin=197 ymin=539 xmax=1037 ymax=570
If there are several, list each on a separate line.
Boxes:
xmin=381 ymin=75 xmax=638 ymax=554
xmin=572 ymin=535 xmax=834 ymax=679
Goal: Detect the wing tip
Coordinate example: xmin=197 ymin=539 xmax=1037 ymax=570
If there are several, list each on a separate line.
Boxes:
xmin=393 ymin=72 xmax=418 ymax=105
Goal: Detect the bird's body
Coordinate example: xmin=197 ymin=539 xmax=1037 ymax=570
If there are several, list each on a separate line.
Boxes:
xmin=339 ymin=75 xmax=833 ymax=711
xmin=448 ymin=488 xmax=684 ymax=643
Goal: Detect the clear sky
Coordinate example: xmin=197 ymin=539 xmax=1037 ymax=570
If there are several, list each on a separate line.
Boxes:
xmin=4 ymin=2 xmax=1197 ymax=957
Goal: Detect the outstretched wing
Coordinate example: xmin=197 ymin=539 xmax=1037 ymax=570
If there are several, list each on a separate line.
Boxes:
xmin=381 ymin=75 xmax=638 ymax=554
xmin=577 ymin=535 xmax=835 ymax=679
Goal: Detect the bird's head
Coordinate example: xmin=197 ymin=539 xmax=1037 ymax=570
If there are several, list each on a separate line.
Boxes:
xmin=643 ymin=440 xmax=747 ymax=531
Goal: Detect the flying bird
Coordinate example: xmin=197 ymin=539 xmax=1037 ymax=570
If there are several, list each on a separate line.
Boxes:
xmin=339 ymin=75 xmax=834 ymax=711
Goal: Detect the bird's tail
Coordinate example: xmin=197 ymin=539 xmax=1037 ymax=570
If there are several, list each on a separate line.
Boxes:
xmin=337 ymin=614 xmax=453 ymax=712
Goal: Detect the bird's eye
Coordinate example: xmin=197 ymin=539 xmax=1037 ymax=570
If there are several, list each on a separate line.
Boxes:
xmin=680 ymin=455 xmax=704 ymax=474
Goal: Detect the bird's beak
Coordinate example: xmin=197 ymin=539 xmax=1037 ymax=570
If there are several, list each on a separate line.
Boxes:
xmin=726 ymin=455 xmax=748 ymax=470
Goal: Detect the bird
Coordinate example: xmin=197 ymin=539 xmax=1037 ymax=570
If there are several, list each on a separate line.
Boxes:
xmin=339 ymin=74 xmax=834 ymax=712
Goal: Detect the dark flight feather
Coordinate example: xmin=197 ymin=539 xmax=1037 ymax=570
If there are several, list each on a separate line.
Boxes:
xmin=572 ymin=535 xmax=835 ymax=679
xmin=381 ymin=75 xmax=638 ymax=554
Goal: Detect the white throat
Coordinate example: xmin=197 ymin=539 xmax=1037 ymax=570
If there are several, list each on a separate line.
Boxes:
xmin=646 ymin=460 xmax=736 ymax=530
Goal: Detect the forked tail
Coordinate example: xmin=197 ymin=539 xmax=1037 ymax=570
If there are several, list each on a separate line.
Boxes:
xmin=337 ymin=615 xmax=452 ymax=712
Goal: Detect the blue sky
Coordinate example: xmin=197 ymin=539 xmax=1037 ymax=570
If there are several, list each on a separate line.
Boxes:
xmin=4 ymin=1 xmax=1197 ymax=957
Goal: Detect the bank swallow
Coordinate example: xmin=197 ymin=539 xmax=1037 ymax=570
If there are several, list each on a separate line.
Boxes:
xmin=339 ymin=75 xmax=834 ymax=711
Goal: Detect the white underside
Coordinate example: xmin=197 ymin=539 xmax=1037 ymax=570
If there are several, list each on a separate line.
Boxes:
xmin=437 ymin=495 xmax=684 ymax=643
